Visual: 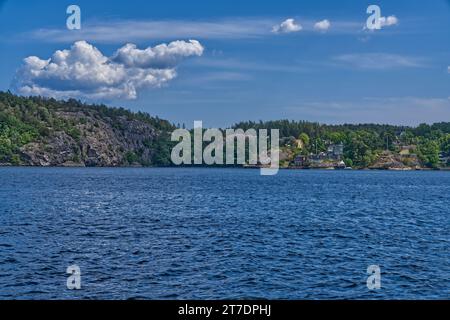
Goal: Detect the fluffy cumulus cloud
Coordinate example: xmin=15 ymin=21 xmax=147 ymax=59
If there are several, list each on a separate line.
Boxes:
xmin=13 ymin=40 xmax=204 ymax=100
xmin=272 ymin=18 xmax=302 ymax=34
xmin=314 ymin=19 xmax=331 ymax=32
xmin=364 ymin=15 xmax=399 ymax=32
xmin=379 ymin=15 xmax=399 ymax=28
xmin=112 ymin=40 xmax=204 ymax=69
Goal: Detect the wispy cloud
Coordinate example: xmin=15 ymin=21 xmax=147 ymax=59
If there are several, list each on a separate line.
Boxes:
xmin=333 ymin=53 xmax=426 ymax=70
xmin=25 ymin=18 xmax=275 ymax=43
xmin=21 ymin=17 xmax=364 ymax=44
xmin=284 ymin=97 xmax=450 ymax=125
xmin=189 ymin=71 xmax=252 ymax=84
xmin=190 ymin=57 xmax=309 ymax=73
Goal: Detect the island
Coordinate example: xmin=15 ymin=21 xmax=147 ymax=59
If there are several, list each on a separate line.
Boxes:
xmin=1 ymin=92 xmax=449 ymax=170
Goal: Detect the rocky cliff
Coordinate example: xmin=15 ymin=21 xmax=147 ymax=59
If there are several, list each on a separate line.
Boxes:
xmin=368 ymin=151 xmax=421 ymax=170
xmin=0 ymin=92 xmax=175 ymax=167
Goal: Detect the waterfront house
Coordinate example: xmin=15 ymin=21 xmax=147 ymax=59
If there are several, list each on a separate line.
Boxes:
xmin=326 ymin=143 xmax=344 ymax=160
xmin=399 ymin=145 xmax=416 ymax=156
xmin=439 ymin=152 xmax=450 ymax=166
xmin=292 ymin=142 xmax=345 ymax=168
xmin=294 ymin=155 xmax=308 ymax=167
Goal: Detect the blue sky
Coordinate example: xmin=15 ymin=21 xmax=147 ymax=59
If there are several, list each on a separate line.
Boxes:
xmin=0 ymin=0 xmax=449 ymax=127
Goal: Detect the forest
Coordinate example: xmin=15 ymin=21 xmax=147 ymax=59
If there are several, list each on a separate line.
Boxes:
xmin=1 ymin=91 xmax=449 ymax=168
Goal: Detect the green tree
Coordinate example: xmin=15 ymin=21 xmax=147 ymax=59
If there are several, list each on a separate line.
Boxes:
xmin=298 ymin=133 xmax=310 ymax=147
xmin=417 ymin=139 xmax=440 ymax=168
xmin=441 ymin=134 xmax=450 ymax=155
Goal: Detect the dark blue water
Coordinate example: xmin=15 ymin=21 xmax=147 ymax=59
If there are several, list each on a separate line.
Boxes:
xmin=0 ymin=168 xmax=448 ymax=300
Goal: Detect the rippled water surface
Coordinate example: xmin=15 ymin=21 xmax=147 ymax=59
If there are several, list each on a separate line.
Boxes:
xmin=0 ymin=168 xmax=448 ymax=299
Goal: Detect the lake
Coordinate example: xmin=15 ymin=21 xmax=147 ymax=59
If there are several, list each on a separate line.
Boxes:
xmin=0 ymin=168 xmax=448 ymax=299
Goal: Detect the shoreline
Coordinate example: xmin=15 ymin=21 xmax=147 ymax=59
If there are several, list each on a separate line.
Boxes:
xmin=0 ymin=164 xmax=446 ymax=171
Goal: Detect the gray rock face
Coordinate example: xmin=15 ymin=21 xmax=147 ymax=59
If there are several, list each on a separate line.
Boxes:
xmin=18 ymin=110 xmax=165 ymax=167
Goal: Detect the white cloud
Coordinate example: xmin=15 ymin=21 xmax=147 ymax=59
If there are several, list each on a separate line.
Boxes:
xmin=112 ymin=40 xmax=203 ymax=69
xmin=333 ymin=53 xmax=424 ymax=70
xmin=447 ymin=66 xmax=450 ymax=73
xmin=363 ymin=15 xmax=399 ymax=32
xmin=26 ymin=19 xmax=275 ymax=43
xmin=16 ymin=18 xmax=366 ymax=44
xmin=192 ymin=57 xmax=309 ymax=73
xmin=272 ymin=18 xmax=302 ymax=34
xmin=314 ymin=19 xmax=331 ymax=32
xmin=13 ymin=40 xmax=203 ymax=100
xmin=379 ymin=15 xmax=399 ymax=28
